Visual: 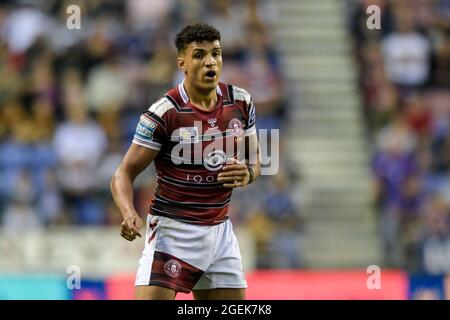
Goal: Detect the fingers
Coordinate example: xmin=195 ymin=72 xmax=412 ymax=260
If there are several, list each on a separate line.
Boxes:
xmin=218 ymin=163 xmax=250 ymax=188
xmin=223 ymin=181 xmax=245 ymax=188
xmin=221 ymin=164 xmax=247 ymax=171
xmin=126 ymin=218 xmax=142 ymax=238
xmin=218 ymin=170 xmax=247 ymax=178
xmin=218 ymin=164 xmax=248 ymax=187
xmin=121 ymin=230 xmax=136 ymax=241
xmin=120 ymin=230 xmax=136 ymax=241
xmin=120 ymin=221 xmax=135 ymax=240
xmin=218 ymin=166 xmax=247 ymax=184
xmin=120 ymin=217 xmax=142 ymax=242
xmin=218 ymin=176 xmax=245 ymax=183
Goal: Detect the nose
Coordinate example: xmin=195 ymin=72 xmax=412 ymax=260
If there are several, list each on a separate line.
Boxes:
xmin=205 ymin=54 xmax=216 ymax=67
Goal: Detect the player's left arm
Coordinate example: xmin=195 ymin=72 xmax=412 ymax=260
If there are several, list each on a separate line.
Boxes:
xmin=218 ymin=133 xmax=261 ymax=188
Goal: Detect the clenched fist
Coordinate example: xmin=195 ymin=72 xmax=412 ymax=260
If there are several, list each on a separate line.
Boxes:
xmin=120 ymin=213 xmax=143 ymax=241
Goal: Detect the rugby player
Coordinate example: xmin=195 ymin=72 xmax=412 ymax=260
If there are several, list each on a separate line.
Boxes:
xmin=110 ymin=23 xmax=260 ymax=300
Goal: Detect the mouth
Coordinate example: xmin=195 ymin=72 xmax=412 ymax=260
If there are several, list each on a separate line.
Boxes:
xmin=204 ymin=70 xmax=217 ymax=80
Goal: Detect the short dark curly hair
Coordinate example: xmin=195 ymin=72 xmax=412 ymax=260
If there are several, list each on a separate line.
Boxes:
xmin=175 ymin=23 xmax=221 ymax=53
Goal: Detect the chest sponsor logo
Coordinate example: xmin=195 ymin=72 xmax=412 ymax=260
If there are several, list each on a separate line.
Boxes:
xmin=204 ymin=150 xmax=227 ymax=171
xmin=179 ymin=126 xmax=199 ymax=144
xmin=171 ymin=121 xmax=242 ymax=172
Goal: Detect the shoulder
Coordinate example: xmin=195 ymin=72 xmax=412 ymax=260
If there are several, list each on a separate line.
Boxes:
xmin=228 ymin=84 xmax=252 ymax=105
xmin=147 ymin=97 xmax=174 ymax=118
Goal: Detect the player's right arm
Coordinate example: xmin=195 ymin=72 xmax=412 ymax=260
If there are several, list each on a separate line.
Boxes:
xmin=110 ymin=144 xmax=159 ymax=241
xmin=111 ymin=99 xmax=169 ymax=241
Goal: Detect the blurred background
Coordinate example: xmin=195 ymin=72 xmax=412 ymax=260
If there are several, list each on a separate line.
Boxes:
xmin=0 ymin=0 xmax=449 ymax=299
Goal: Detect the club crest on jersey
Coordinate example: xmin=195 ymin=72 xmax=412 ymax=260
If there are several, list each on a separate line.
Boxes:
xmin=164 ymin=259 xmax=182 ymax=279
xmin=207 ymin=117 xmax=218 ymax=128
xmin=179 ymin=127 xmax=199 ymax=144
xmin=228 ymin=118 xmax=244 ymax=136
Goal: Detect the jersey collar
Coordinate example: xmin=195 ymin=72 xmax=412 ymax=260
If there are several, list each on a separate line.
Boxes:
xmin=178 ymin=79 xmax=223 ymax=104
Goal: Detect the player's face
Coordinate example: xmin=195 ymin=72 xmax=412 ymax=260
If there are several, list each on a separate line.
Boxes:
xmin=178 ymin=40 xmax=222 ymax=93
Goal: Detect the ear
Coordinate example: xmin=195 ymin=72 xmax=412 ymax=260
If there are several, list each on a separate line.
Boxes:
xmin=177 ymin=56 xmax=186 ymax=73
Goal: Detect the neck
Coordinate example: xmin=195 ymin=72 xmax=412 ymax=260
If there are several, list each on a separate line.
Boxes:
xmin=184 ymin=80 xmax=217 ymax=111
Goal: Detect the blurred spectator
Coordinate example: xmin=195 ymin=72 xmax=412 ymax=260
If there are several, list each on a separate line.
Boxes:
xmin=422 ymin=195 xmax=450 ymax=274
xmin=403 ymin=93 xmax=432 ymax=139
xmin=126 ymin=0 xmax=175 ymax=31
xmin=261 ymin=171 xmax=304 ymax=268
xmin=239 ymin=24 xmax=285 ymax=131
xmin=96 ymin=138 xmax=123 ymax=193
xmin=53 ymin=103 xmax=107 ymax=224
xmin=350 ymin=0 xmax=393 ymax=46
xmin=430 ymin=32 xmax=450 ymax=87
xmin=144 ymin=45 xmax=177 ymax=104
xmin=36 ymin=169 xmax=65 ymax=225
xmin=430 ymin=129 xmax=450 ymax=177
xmin=2 ymin=4 xmax=46 ymax=54
xmin=0 ymin=101 xmax=34 ymax=201
xmin=372 ymin=115 xmax=420 ymax=265
xmin=205 ymin=0 xmax=247 ymax=58
xmin=85 ymin=51 xmax=129 ymax=113
xmin=381 ymin=4 xmax=431 ymax=88
xmin=1 ymin=169 xmax=42 ymax=235
xmin=351 ymin=0 xmax=450 ymax=271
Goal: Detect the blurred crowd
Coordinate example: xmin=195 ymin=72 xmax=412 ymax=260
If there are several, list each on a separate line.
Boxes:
xmin=350 ymin=0 xmax=450 ymax=273
xmin=0 ymin=0 xmax=303 ymax=269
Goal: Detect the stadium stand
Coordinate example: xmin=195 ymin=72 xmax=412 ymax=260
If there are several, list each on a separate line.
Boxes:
xmin=0 ymin=0 xmax=303 ymax=273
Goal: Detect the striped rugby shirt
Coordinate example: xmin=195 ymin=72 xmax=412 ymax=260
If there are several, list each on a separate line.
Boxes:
xmin=132 ymin=81 xmax=257 ymax=225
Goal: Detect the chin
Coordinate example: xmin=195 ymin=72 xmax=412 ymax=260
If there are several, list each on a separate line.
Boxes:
xmin=198 ymin=81 xmax=218 ymax=92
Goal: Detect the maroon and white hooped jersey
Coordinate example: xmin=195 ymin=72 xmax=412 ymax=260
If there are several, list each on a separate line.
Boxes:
xmin=132 ymin=81 xmax=256 ymax=225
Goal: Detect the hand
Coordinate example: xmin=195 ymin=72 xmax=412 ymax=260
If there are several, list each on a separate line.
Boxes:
xmin=120 ymin=213 xmax=143 ymax=241
xmin=217 ymin=159 xmax=250 ymax=188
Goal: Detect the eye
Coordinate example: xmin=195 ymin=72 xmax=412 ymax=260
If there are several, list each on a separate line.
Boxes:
xmin=193 ymin=53 xmax=204 ymax=59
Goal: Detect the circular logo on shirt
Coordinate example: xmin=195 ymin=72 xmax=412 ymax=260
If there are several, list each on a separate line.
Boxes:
xmin=228 ymin=118 xmax=244 ymax=136
xmin=164 ymin=259 xmax=182 ymax=279
xmin=204 ymin=150 xmax=227 ymax=171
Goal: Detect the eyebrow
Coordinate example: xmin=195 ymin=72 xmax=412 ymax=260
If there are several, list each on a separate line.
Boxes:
xmin=192 ymin=47 xmax=221 ymax=53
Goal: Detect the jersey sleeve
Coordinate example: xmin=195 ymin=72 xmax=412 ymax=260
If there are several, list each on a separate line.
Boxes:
xmin=132 ymin=98 xmax=171 ymax=151
xmin=245 ymin=97 xmax=257 ymax=137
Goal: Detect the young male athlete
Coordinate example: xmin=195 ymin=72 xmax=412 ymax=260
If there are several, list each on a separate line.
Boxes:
xmin=110 ymin=23 xmax=260 ymax=300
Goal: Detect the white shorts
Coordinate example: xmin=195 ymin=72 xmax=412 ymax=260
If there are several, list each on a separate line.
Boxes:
xmin=134 ymin=214 xmax=247 ymax=293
